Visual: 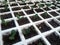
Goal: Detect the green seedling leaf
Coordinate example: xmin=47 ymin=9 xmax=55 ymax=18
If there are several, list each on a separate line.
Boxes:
xmin=23 ymin=29 xmax=31 ymax=35
xmin=38 ymin=42 xmax=43 ymax=45
xmin=35 ymin=14 xmax=38 ymax=17
xmin=9 ymin=30 xmax=16 ymax=40
xmin=16 ymin=15 xmax=21 ymax=19
xmin=39 ymin=3 xmax=44 ymax=8
xmin=46 ymin=3 xmax=51 ymax=7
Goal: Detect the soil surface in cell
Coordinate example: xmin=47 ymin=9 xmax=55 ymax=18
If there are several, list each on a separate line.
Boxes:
xmin=1 ymin=13 xmax=12 ymax=19
xmin=19 ymin=3 xmax=26 ymax=5
xmin=0 ymin=5 xmax=8 ymax=8
xmin=36 ymin=22 xmax=51 ymax=32
xmin=27 ymin=2 xmax=33 ymax=4
xmin=49 ymin=11 xmax=59 ymax=16
xmin=31 ymin=5 xmax=37 ymax=8
xmin=17 ymin=17 xmax=30 ymax=25
xmin=0 ymin=8 xmax=10 ymax=13
xmin=30 ymin=15 xmax=41 ymax=22
xmin=12 ymin=7 xmax=21 ymax=11
xmin=46 ymin=33 xmax=60 ymax=45
xmin=58 ymin=18 xmax=60 ymax=21
xmin=50 ymin=6 xmax=57 ymax=9
xmin=48 ymin=20 xmax=60 ymax=28
xmin=43 ymin=7 xmax=51 ymax=11
xmin=41 ymin=12 xmax=51 ymax=19
xmin=3 ymin=31 xmax=21 ymax=45
xmin=1 ymin=20 xmax=16 ymax=30
xmin=29 ymin=39 xmax=45 ymax=45
xmin=25 ymin=10 xmax=35 ymax=14
xmin=57 ymin=10 xmax=60 ymax=13
xmin=10 ymin=3 xmax=18 ymax=6
xmin=21 ymin=6 xmax=30 ymax=9
xmin=35 ymin=8 xmax=43 ymax=13
xmin=14 ymin=11 xmax=25 ymax=17
xmin=9 ymin=0 xmax=15 ymax=2
xmin=22 ymin=26 xmax=38 ymax=39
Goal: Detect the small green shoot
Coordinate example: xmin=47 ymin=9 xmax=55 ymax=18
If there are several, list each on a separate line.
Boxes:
xmin=23 ymin=29 xmax=31 ymax=35
xmin=38 ymin=42 xmax=43 ymax=45
xmin=9 ymin=30 xmax=16 ymax=40
xmin=38 ymin=3 xmax=44 ymax=8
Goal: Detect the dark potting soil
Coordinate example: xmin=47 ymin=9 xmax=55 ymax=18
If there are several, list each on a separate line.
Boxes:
xmin=12 ymin=7 xmax=21 ymax=11
xmin=19 ymin=3 xmax=26 ymax=5
xmin=29 ymin=39 xmax=45 ymax=45
xmin=50 ymin=6 xmax=57 ymax=9
xmin=46 ymin=33 xmax=60 ymax=45
xmin=0 ymin=8 xmax=10 ymax=13
xmin=43 ymin=7 xmax=51 ymax=11
xmin=48 ymin=20 xmax=60 ymax=28
xmin=31 ymin=5 xmax=37 ymax=8
xmin=1 ymin=13 xmax=12 ymax=19
xmin=41 ymin=12 xmax=51 ymax=19
xmin=36 ymin=22 xmax=51 ymax=32
xmin=9 ymin=0 xmax=15 ymax=2
xmin=35 ymin=8 xmax=43 ymax=13
xmin=1 ymin=20 xmax=16 ymax=30
xmin=14 ymin=11 xmax=25 ymax=17
xmin=34 ymin=1 xmax=39 ymax=4
xmin=57 ymin=10 xmax=60 ymax=13
xmin=49 ymin=11 xmax=59 ymax=16
xmin=27 ymin=2 xmax=33 ymax=4
xmin=10 ymin=3 xmax=18 ymax=6
xmin=25 ymin=10 xmax=35 ymax=14
xmin=17 ymin=17 xmax=30 ymax=25
xmin=3 ymin=31 xmax=21 ymax=45
xmin=22 ymin=26 xmax=38 ymax=39
xmin=0 ymin=5 xmax=8 ymax=8
xmin=57 ymin=18 xmax=60 ymax=21
xmin=21 ymin=6 xmax=30 ymax=9
xmin=30 ymin=15 xmax=41 ymax=22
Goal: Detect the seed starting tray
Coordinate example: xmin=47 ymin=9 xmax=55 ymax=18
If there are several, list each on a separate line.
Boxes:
xmin=0 ymin=0 xmax=60 ymax=45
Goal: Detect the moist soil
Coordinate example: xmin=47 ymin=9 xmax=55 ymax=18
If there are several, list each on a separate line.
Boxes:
xmin=43 ymin=7 xmax=51 ymax=11
xmin=22 ymin=26 xmax=38 ymax=39
xmin=35 ymin=8 xmax=43 ymax=13
xmin=14 ymin=11 xmax=25 ymax=17
xmin=30 ymin=15 xmax=41 ymax=22
xmin=21 ymin=6 xmax=30 ymax=9
xmin=0 ymin=8 xmax=10 ymax=13
xmin=10 ymin=3 xmax=18 ymax=6
xmin=29 ymin=39 xmax=45 ymax=45
xmin=3 ymin=31 xmax=21 ymax=45
xmin=48 ymin=20 xmax=60 ymax=28
xmin=50 ymin=6 xmax=57 ymax=9
xmin=1 ymin=13 xmax=12 ymax=19
xmin=17 ymin=17 xmax=30 ymax=25
xmin=25 ymin=10 xmax=35 ymax=14
xmin=36 ymin=22 xmax=51 ymax=32
xmin=12 ymin=7 xmax=21 ymax=11
xmin=1 ymin=20 xmax=16 ymax=30
xmin=41 ymin=12 xmax=51 ymax=19
xmin=46 ymin=33 xmax=60 ymax=45
xmin=49 ymin=11 xmax=59 ymax=16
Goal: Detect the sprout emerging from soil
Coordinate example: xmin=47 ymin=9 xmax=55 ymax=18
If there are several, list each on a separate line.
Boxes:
xmin=38 ymin=42 xmax=43 ymax=45
xmin=9 ymin=30 xmax=16 ymax=40
xmin=44 ymin=12 xmax=48 ymax=16
xmin=23 ymin=29 xmax=31 ymax=35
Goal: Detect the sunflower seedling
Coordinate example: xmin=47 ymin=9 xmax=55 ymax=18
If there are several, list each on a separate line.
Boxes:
xmin=9 ymin=30 xmax=16 ymax=40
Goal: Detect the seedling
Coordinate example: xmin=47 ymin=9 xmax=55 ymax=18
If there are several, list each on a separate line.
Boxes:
xmin=9 ymin=30 xmax=16 ymax=40
xmin=38 ymin=42 xmax=43 ymax=45
xmin=43 ymin=12 xmax=48 ymax=16
xmin=1 ymin=18 xmax=7 ymax=26
xmin=23 ymin=29 xmax=31 ymax=35
xmin=34 ymin=14 xmax=38 ymax=17
xmin=41 ymin=0 xmax=45 ymax=3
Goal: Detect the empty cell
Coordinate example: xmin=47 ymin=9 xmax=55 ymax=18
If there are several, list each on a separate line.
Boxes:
xmin=43 ymin=7 xmax=51 ymax=11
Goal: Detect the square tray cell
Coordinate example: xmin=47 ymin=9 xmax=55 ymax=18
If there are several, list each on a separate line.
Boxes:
xmin=48 ymin=20 xmax=60 ymax=28
xmin=1 ymin=13 xmax=12 ymax=19
xmin=10 ymin=3 xmax=18 ymax=6
xmin=30 ymin=15 xmax=41 ymax=22
xmin=0 ymin=8 xmax=10 ymax=13
xmin=3 ymin=30 xmax=21 ymax=45
xmin=49 ymin=11 xmax=59 ymax=16
xmin=14 ymin=11 xmax=25 ymax=17
xmin=57 ymin=10 xmax=60 ymax=13
xmin=46 ymin=33 xmax=60 ymax=45
xmin=1 ymin=20 xmax=16 ymax=30
xmin=0 ymin=5 xmax=8 ymax=8
xmin=35 ymin=8 xmax=43 ymax=13
xmin=43 ymin=7 xmax=51 ymax=11
xmin=28 ymin=39 xmax=45 ymax=45
xmin=31 ymin=5 xmax=38 ymax=8
xmin=12 ymin=7 xmax=21 ymax=11
xmin=21 ymin=6 xmax=30 ymax=9
xmin=41 ymin=12 xmax=51 ymax=19
xmin=22 ymin=26 xmax=38 ymax=39
xmin=17 ymin=17 xmax=30 ymax=25
xmin=25 ymin=10 xmax=35 ymax=14
xmin=50 ymin=6 xmax=57 ymax=9
xmin=36 ymin=22 xmax=51 ymax=32
xmin=27 ymin=2 xmax=33 ymax=4
xmin=19 ymin=3 xmax=26 ymax=5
